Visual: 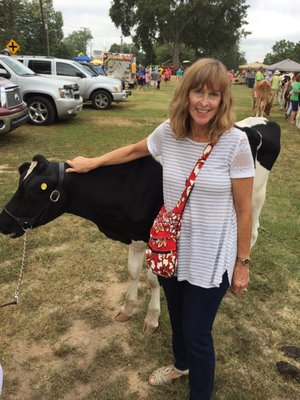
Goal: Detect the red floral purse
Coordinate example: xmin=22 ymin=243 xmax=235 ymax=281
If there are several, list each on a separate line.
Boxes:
xmin=146 ymin=143 xmax=214 ymax=278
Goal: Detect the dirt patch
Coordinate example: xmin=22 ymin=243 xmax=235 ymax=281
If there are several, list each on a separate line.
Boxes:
xmin=89 ymin=116 xmax=141 ymax=127
xmin=5 ymin=278 xmax=151 ymax=400
xmin=126 ymin=369 xmax=150 ymax=399
xmin=0 ymin=165 xmax=15 ymax=173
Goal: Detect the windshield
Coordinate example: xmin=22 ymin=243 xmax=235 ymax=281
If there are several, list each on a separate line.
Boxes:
xmin=70 ymin=60 xmax=93 ymax=77
xmin=94 ymin=66 xmax=106 ymax=76
xmin=79 ymin=63 xmax=99 ymax=77
xmin=3 ymin=57 xmax=36 ymax=76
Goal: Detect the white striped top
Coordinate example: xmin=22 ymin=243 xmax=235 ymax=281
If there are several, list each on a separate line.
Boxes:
xmin=147 ymin=120 xmax=255 ymax=288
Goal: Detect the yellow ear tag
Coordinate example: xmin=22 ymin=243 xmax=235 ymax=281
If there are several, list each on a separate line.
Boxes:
xmin=41 ymin=183 xmax=47 ymax=190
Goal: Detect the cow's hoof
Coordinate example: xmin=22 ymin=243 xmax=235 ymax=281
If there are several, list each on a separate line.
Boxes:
xmin=115 ymin=299 xmax=136 ymax=322
xmin=143 ymin=309 xmax=160 ymax=334
xmin=115 ymin=310 xmax=131 ymax=322
xmin=143 ymin=321 xmax=159 ymax=335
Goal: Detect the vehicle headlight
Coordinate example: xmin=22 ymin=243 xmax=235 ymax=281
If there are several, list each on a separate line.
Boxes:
xmin=114 ymin=85 xmax=121 ymax=93
xmin=59 ymin=87 xmax=74 ymax=99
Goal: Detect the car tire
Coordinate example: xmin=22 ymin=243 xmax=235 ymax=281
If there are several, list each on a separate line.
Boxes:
xmin=91 ymin=90 xmax=112 ymax=110
xmin=27 ymin=96 xmax=56 ymax=125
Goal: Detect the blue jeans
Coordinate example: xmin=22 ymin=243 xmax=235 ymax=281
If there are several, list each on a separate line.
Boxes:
xmin=159 ymin=272 xmax=229 ymax=400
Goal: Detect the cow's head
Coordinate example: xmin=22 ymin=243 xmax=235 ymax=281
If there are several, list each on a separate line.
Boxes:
xmin=0 ymin=155 xmax=67 ymax=238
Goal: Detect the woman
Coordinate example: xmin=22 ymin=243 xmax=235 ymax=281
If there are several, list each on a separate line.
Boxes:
xmin=288 ymin=73 xmax=300 ymax=125
xmin=66 ymin=58 xmax=254 ymax=400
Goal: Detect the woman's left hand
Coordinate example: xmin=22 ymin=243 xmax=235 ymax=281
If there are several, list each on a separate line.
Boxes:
xmin=231 ymin=263 xmax=250 ymax=295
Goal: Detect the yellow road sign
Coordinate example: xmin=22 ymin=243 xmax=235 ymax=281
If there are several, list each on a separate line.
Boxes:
xmin=6 ymin=39 xmax=20 ymax=55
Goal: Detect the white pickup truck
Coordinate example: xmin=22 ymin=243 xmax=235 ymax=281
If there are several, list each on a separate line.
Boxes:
xmin=17 ymin=56 xmax=128 ymax=110
xmin=0 ymin=55 xmax=83 ymax=126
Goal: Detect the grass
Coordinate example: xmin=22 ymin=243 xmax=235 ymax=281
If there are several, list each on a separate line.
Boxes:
xmin=0 ymin=79 xmax=299 ymax=400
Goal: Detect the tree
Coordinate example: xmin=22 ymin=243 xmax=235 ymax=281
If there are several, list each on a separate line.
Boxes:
xmin=264 ymin=40 xmax=300 ymax=65
xmin=293 ymin=42 xmax=300 ymax=63
xmin=108 ymin=42 xmax=139 ymax=55
xmin=0 ymin=0 xmax=64 ymax=56
xmin=109 ymin=0 xmax=249 ymax=67
xmin=214 ymin=42 xmax=246 ymax=71
xmin=62 ymin=28 xmax=93 ymax=56
xmin=153 ymin=43 xmax=196 ymax=66
xmin=0 ymin=0 xmax=28 ymax=51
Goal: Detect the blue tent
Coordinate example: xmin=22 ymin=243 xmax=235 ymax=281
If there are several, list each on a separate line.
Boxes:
xmin=73 ymin=55 xmax=92 ymax=62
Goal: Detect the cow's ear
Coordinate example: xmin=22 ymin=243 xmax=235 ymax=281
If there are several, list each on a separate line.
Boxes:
xmin=33 ymin=154 xmax=48 ymax=165
xmin=32 ymin=154 xmax=49 ymax=172
xmin=18 ymin=162 xmax=31 ymax=176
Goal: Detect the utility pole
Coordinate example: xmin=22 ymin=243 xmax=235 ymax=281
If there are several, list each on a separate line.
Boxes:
xmin=120 ymin=35 xmax=123 ymax=53
xmin=39 ymin=0 xmax=50 ymax=56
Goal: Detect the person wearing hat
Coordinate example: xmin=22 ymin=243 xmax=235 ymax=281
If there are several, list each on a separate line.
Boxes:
xmin=271 ymin=70 xmax=281 ymax=104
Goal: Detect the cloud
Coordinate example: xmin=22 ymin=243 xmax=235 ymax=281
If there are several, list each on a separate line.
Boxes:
xmin=240 ymin=0 xmax=299 ymax=61
xmin=53 ymin=0 xmax=122 ymax=52
xmin=53 ymin=0 xmax=300 ymax=62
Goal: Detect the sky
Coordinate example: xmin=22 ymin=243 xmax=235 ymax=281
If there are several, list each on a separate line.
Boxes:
xmin=52 ymin=0 xmax=300 ymax=63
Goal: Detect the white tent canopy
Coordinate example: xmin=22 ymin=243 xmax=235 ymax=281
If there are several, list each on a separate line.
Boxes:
xmin=267 ymin=59 xmax=300 ymax=72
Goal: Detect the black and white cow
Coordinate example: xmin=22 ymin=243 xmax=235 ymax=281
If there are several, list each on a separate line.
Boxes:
xmin=0 ymin=117 xmax=280 ymax=333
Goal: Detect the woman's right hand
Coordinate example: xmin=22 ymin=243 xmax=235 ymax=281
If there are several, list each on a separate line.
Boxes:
xmin=65 ymin=138 xmax=150 ymax=174
xmin=66 ymin=156 xmax=95 ymax=173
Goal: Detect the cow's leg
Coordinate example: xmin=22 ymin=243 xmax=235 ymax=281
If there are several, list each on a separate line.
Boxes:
xmin=115 ymin=240 xmax=146 ymax=322
xmin=115 ymin=240 xmax=161 ymax=334
xmin=143 ymin=269 xmax=160 ymax=334
xmin=258 ymin=102 xmax=262 ymax=117
xmin=251 ymin=162 xmax=270 ymax=247
xmin=252 ymin=92 xmax=256 ymax=115
xmin=254 ymin=98 xmax=260 ymax=117
xmin=258 ymin=99 xmax=264 ymax=117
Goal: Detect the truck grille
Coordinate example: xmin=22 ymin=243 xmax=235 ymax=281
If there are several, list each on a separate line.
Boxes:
xmin=72 ymin=84 xmax=80 ymax=99
xmin=63 ymin=83 xmax=80 ymax=99
xmin=5 ymin=86 xmax=23 ymax=108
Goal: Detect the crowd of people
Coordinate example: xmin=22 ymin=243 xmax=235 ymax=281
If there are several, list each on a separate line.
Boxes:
xmin=136 ymin=64 xmax=186 ymax=90
xmin=257 ymin=68 xmax=300 ymax=128
xmin=282 ymin=72 xmax=300 ymax=127
xmin=236 ymin=67 xmax=300 ymax=128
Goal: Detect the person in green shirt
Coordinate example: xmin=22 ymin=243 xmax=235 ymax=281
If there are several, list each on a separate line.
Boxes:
xmin=271 ymin=70 xmax=281 ymax=104
xmin=288 ymin=73 xmax=300 ymax=125
xmin=255 ymin=67 xmax=264 ymax=86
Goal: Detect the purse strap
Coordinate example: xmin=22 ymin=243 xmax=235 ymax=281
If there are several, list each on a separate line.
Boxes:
xmin=174 ymin=142 xmax=214 ymax=214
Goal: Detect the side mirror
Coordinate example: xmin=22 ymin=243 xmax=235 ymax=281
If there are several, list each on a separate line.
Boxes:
xmin=0 ymin=68 xmax=10 ymax=79
xmin=75 ymin=72 xmax=86 ymax=78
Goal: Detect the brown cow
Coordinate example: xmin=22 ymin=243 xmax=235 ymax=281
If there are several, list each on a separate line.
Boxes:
xmin=252 ymin=80 xmax=274 ymax=117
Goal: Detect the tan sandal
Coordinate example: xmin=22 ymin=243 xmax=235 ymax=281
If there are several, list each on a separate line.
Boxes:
xmin=149 ymin=364 xmax=189 ymax=386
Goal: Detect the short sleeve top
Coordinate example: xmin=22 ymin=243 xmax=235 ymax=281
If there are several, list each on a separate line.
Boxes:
xmin=290 ymin=81 xmax=300 ymax=101
xmin=147 ymin=120 xmax=255 ymax=288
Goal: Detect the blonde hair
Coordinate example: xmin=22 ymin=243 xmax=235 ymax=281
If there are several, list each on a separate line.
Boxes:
xmin=169 ymin=58 xmax=235 ymax=143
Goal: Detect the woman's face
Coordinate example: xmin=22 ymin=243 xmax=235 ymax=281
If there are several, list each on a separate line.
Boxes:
xmin=188 ymin=85 xmax=222 ymax=131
